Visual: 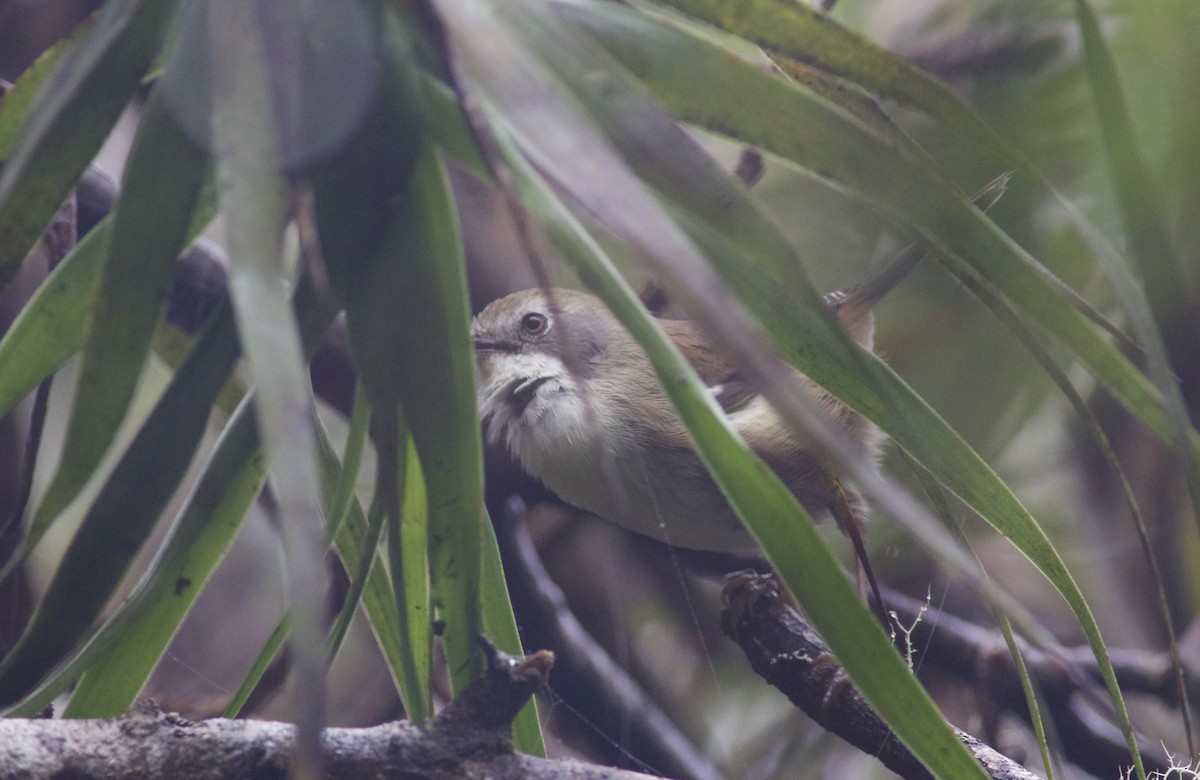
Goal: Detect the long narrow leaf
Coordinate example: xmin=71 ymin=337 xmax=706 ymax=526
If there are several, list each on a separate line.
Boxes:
xmin=28 ymin=90 xmax=208 ymax=561
xmin=0 ymin=0 xmax=179 ymax=288
xmin=1073 ymin=0 xmax=1200 ymax=540
xmin=0 ymin=299 xmax=240 ymax=705
xmin=63 ymin=393 xmax=265 ymax=717
xmin=387 ymin=434 xmax=433 ymax=723
xmin=480 ymin=511 xmax=544 ymax=755
xmin=0 ymin=217 xmax=108 ymax=419
xmin=0 ymin=20 xmax=92 ymax=157
xmin=2 ymin=270 xmax=334 ymax=718
xmin=332 ymin=492 xmax=418 ymax=724
xmin=208 ymin=3 xmax=328 ymax=768
xmin=358 ymin=145 xmax=486 ymax=691
xmin=222 ymin=616 xmax=291 ymax=719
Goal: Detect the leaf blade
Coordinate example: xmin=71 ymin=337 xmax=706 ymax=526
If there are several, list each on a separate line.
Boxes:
xmin=0 ymin=0 xmax=179 ymax=288
xmin=27 ymin=89 xmax=209 ymax=560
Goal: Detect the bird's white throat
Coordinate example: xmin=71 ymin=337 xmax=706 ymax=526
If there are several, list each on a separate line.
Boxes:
xmin=478 ymin=352 xmax=584 ymax=455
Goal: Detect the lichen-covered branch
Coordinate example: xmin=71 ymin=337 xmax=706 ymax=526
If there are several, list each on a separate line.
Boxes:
xmin=0 ymin=647 xmax=656 ymax=780
xmin=721 ymin=572 xmax=1042 ymax=780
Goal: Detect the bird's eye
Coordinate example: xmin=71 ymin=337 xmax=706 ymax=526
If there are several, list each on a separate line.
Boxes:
xmin=521 ymin=312 xmax=548 ymax=334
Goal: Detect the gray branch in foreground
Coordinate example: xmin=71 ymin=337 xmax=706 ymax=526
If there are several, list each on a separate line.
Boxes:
xmin=0 ymin=647 xmax=656 ymax=780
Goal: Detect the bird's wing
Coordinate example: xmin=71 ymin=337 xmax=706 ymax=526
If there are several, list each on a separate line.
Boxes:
xmin=659 ymin=318 xmax=759 ymax=414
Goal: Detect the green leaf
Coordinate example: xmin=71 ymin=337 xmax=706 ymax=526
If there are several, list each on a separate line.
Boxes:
xmin=208 ymin=4 xmax=330 ymax=767
xmin=63 ymin=394 xmax=265 ymax=717
xmin=222 ymin=615 xmax=290 ymax=719
xmin=324 ymin=485 xmax=386 ymax=666
xmin=324 ymin=384 xmax=371 ymax=545
xmin=344 ymin=142 xmax=485 ymax=691
xmin=0 ymin=299 xmax=240 ymax=705
xmin=0 ymin=19 xmax=93 ymax=158
xmin=26 ymin=89 xmax=209 ymax=566
xmin=1073 ymin=0 xmax=1200 ymax=531
xmin=387 ymin=434 xmax=433 ymax=723
xmin=337 ymin=502 xmax=418 ymax=724
xmin=0 ymin=0 xmax=180 ymax=289
xmin=0 ymin=179 xmax=217 ymax=440
xmin=394 ymin=148 xmax=485 ymax=691
xmin=29 ymin=268 xmax=338 ymax=717
xmin=480 ymin=512 xmax=543 ymax=755
xmin=0 ymin=218 xmax=108 ymax=419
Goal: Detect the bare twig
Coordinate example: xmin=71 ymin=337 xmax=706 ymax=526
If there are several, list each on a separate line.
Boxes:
xmin=493 ymin=500 xmax=724 ymax=780
xmin=884 ymin=588 xmax=1175 ymax=777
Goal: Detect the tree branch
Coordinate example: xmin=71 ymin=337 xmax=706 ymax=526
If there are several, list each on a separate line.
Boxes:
xmin=884 ymin=588 xmax=1174 ymax=777
xmin=493 ymin=499 xmax=724 ymax=780
xmin=721 ymin=572 xmax=1042 ymax=780
xmin=0 ymin=647 xmax=658 ymax=780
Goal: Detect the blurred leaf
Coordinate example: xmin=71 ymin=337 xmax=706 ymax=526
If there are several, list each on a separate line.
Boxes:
xmin=0 ymin=19 xmax=93 ymax=158
xmin=0 ymin=0 xmax=180 ymax=289
xmin=224 ymin=409 xmax=380 ymax=719
xmin=209 ymin=4 xmax=332 ymax=764
xmin=223 ymin=614 xmax=290 ymax=719
xmin=25 ymin=90 xmax=209 ymax=571
xmin=0 ymin=218 xmax=108 ymax=417
xmin=0 ymin=298 xmax=240 ymax=705
xmin=19 ymin=262 xmax=338 ymax=717
xmin=422 ymin=77 xmax=488 ymax=179
xmin=1074 ymin=0 xmax=1200 ymax=530
xmin=63 ymin=394 xmax=265 ymax=718
xmin=0 ymin=180 xmax=216 ymax=448
xmin=650 ymin=0 xmax=998 ymax=156
xmin=1072 ymin=0 xmax=1197 ymax=748
xmin=482 ymin=115 xmax=987 ymax=778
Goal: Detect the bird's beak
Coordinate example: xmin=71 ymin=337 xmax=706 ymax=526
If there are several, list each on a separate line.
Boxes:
xmin=472 ymin=336 xmax=519 ymax=354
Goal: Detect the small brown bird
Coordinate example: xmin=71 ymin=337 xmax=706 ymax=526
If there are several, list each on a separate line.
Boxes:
xmin=470 ymin=285 xmax=882 ymax=556
xmin=471 ymin=172 xmax=1011 ymax=561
